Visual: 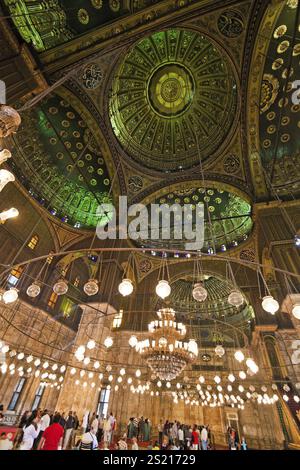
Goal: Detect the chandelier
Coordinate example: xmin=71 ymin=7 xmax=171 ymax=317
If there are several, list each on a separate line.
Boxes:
xmin=136 ymin=307 xmax=198 ymax=381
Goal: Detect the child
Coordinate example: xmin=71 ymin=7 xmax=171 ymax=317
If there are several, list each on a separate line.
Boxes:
xmin=240 ymin=437 xmax=248 ymax=450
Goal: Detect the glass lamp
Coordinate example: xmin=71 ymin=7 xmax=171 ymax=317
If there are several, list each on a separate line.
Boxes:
xmin=0 ymin=149 xmax=11 ymax=165
xmin=83 ymin=279 xmax=99 ymax=296
xmin=155 ymin=280 xmax=171 ymax=299
xmin=26 ymin=283 xmax=41 ymax=298
xmin=261 ymin=295 xmax=279 ymax=314
xmin=2 ymin=288 xmax=18 ymax=304
xmin=53 ymin=279 xmax=68 ymax=295
xmin=118 ymin=278 xmax=133 ymax=297
xmin=292 ymin=303 xmax=300 ymax=320
xmin=228 ymin=290 xmax=244 ymax=307
xmin=0 ymin=207 xmax=19 ymax=223
xmin=192 ymin=283 xmax=208 ymax=302
xmin=0 ymin=169 xmax=15 ymax=192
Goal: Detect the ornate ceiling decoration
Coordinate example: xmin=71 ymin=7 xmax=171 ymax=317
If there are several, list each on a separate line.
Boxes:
xmin=134 ymin=182 xmax=253 ymax=253
xmin=109 ymin=28 xmax=238 ymax=172
xmin=259 ymin=1 xmax=300 ymax=197
xmin=3 ymin=0 xmax=164 ymax=52
xmin=11 ymin=90 xmax=114 ymax=229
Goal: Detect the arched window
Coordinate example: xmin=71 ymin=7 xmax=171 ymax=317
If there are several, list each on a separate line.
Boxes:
xmin=112 ymin=309 xmax=123 ymax=329
xmin=7 ymin=265 xmax=23 ymax=287
xmin=27 ymin=234 xmax=39 ymax=250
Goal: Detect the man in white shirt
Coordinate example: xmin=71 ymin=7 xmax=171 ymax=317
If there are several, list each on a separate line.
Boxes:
xmin=33 ymin=409 xmax=50 ymax=449
xmin=201 ymin=426 xmax=208 ymax=450
xmin=178 ymin=426 xmax=184 ymax=447
xmin=0 ymin=432 xmax=13 ymax=450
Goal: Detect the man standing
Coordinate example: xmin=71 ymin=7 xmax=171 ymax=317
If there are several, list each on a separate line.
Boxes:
xmin=33 ymin=409 xmax=50 ymax=449
xmin=91 ymin=414 xmax=99 ymax=436
xmin=201 ymin=426 xmax=208 ymax=450
xmin=63 ymin=411 xmax=75 ymax=450
xmin=109 ymin=412 xmax=116 ymax=444
xmin=157 ymin=419 xmax=163 ymax=447
xmin=38 ymin=414 xmax=64 ymax=451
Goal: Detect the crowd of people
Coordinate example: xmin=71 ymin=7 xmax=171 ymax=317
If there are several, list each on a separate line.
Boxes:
xmin=0 ymin=408 xmax=248 ymax=451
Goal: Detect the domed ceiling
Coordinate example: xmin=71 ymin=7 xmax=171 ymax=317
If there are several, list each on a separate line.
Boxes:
xmin=135 ymin=184 xmax=253 ymax=253
xmin=259 ymin=0 xmax=300 ymax=197
xmin=11 ymin=92 xmax=113 ymax=229
xmin=109 ymin=28 xmax=238 ymax=172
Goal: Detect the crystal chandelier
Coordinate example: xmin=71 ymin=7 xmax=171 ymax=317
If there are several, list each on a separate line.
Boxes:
xmin=136 ymin=307 xmax=198 ymax=381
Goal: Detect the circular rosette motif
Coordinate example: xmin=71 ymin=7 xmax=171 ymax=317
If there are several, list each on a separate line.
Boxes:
xmin=110 ymin=29 xmax=238 ymax=171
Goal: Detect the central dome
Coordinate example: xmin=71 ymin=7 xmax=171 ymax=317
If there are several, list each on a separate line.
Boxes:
xmin=110 ymin=29 xmax=238 ymax=172
xmin=148 ymin=64 xmax=194 ymax=117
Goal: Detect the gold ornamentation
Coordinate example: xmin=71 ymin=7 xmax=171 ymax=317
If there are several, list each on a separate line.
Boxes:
xmin=260 ymin=74 xmax=279 ymax=113
xmin=78 ymin=8 xmax=89 ymax=25
xmin=277 ymin=40 xmax=290 ymax=54
xmin=272 ymin=58 xmax=284 ymax=70
xmin=273 ymin=25 xmax=287 ymax=39
xmin=91 ymin=0 xmax=103 ymax=9
xmin=109 ymin=0 xmax=120 ymax=12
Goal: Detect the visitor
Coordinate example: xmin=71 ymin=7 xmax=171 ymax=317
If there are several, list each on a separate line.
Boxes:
xmin=91 ymin=414 xmax=99 ymax=436
xmin=152 ymin=440 xmax=160 ymax=450
xmin=128 ymin=417 xmax=135 ymax=439
xmin=13 ymin=410 xmax=30 ymax=448
xmin=38 ymin=414 xmax=64 ymax=451
xmin=144 ymin=418 xmax=151 ymax=441
xmin=133 ymin=416 xmax=139 ymax=437
xmin=117 ymin=433 xmax=128 ymax=450
xmin=109 ymin=412 xmax=116 ymax=444
xmin=161 ymin=434 xmax=169 ymax=450
xmin=191 ymin=425 xmax=199 ymax=450
xmin=201 ymin=426 xmax=208 ymax=450
xmin=20 ymin=411 xmax=41 ymax=450
xmin=0 ymin=432 xmax=13 ymax=450
xmin=178 ymin=425 xmax=184 ymax=448
xmin=59 ymin=412 xmax=66 ymax=429
xmin=240 ymin=437 xmax=248 ymax=450
xmin=139 ymin=416 xmax=145 ymax=442
xmin=131 ymin=437 xmax=139 ymax=450
xmin=63 ymin=411 xmax=75 ymax=449
xmin=33 ymin=409 xmax=50 ymax=449
xmin=103 ymin=415 xmax=111 ymax=446
xmin=79 ymin=429 xmax=98 ymax=450
xmin=97 ymin=414 xmax=104 ymax=443
xmin=157 ymin=419 xmax=163 ymax=447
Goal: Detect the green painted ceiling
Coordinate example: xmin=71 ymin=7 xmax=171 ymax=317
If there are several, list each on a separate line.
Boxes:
xmin=4 ymin=0 xmax=164 ymax=52
xmin=136 ymin=185 xmax=253 ymax=253
xmin=260 ymin=1 xmax=300 ymax=197
xmin=11 ymin=93 xmax=112 ymax=229
xmin=109 ymin=28 xmax=238 ymax=172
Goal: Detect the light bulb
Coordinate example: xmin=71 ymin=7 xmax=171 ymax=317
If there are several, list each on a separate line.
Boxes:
xmin=26 ymin=283 xmax=41 ymax=298
xmin=228 ymin=290 xmax=244 ymax=307
xmin=83 ymin=357 xmax=90 ymax=365
xmin=215 ymin=345 xmax=225 ymax=357
xmin=94 ymin=361 xmax=100 ymax=369
xmin=239 ymin=371 xmax=246 ymax=380
xmin=0 ymin=148 xmax=11 ymax=165
xmin=2 ymin=344 xmax=9 ymax=353
xmin=118 ymin=278 xmax=133 ymax=297
xmin=53 ymin=279 xmax=68 ymax=296
xmin=262 ymin=295 xmax=279 ymax=314
xmin=192 ymin=283 xmax=207 ymax=302
xmin=83 ymin=279 xmax=99 ymax=296
xmin=129 ymin=335 xmax=138 ymax=348
xmin=87 ymin=340 xmax=96 ymax=350
xmin=0 ymin=169 xmax=15 ymax=192
xmin=292 ymin=303 xmax=300 ymax=320
xmin=120 ymin=368 xmax=126 ymax=376
xmin=135 ymin=369 xmax=141 ymax=378
xmin=228 ymin=374 xmax=235 ymax=383
xmin=2 ymin=288 xmax=18 ymax=304
xmin=214 ymin=375 xmax=221 ymax=384
xmin=234 ymin=350 xmax=244 ymax=362
xmin=0 ymin=207 xmax=19 ymax=223
xmin=155 ymin=280 xmax=171 ymax=299
xmin=70 ymin=368 xmax=76 ymax=375
xmin=104 ymin=336 xmax=113 ymax=348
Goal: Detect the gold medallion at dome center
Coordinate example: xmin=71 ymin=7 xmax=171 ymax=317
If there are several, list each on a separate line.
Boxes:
xmin=148 ymin=65 xmax=194 ymax=117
